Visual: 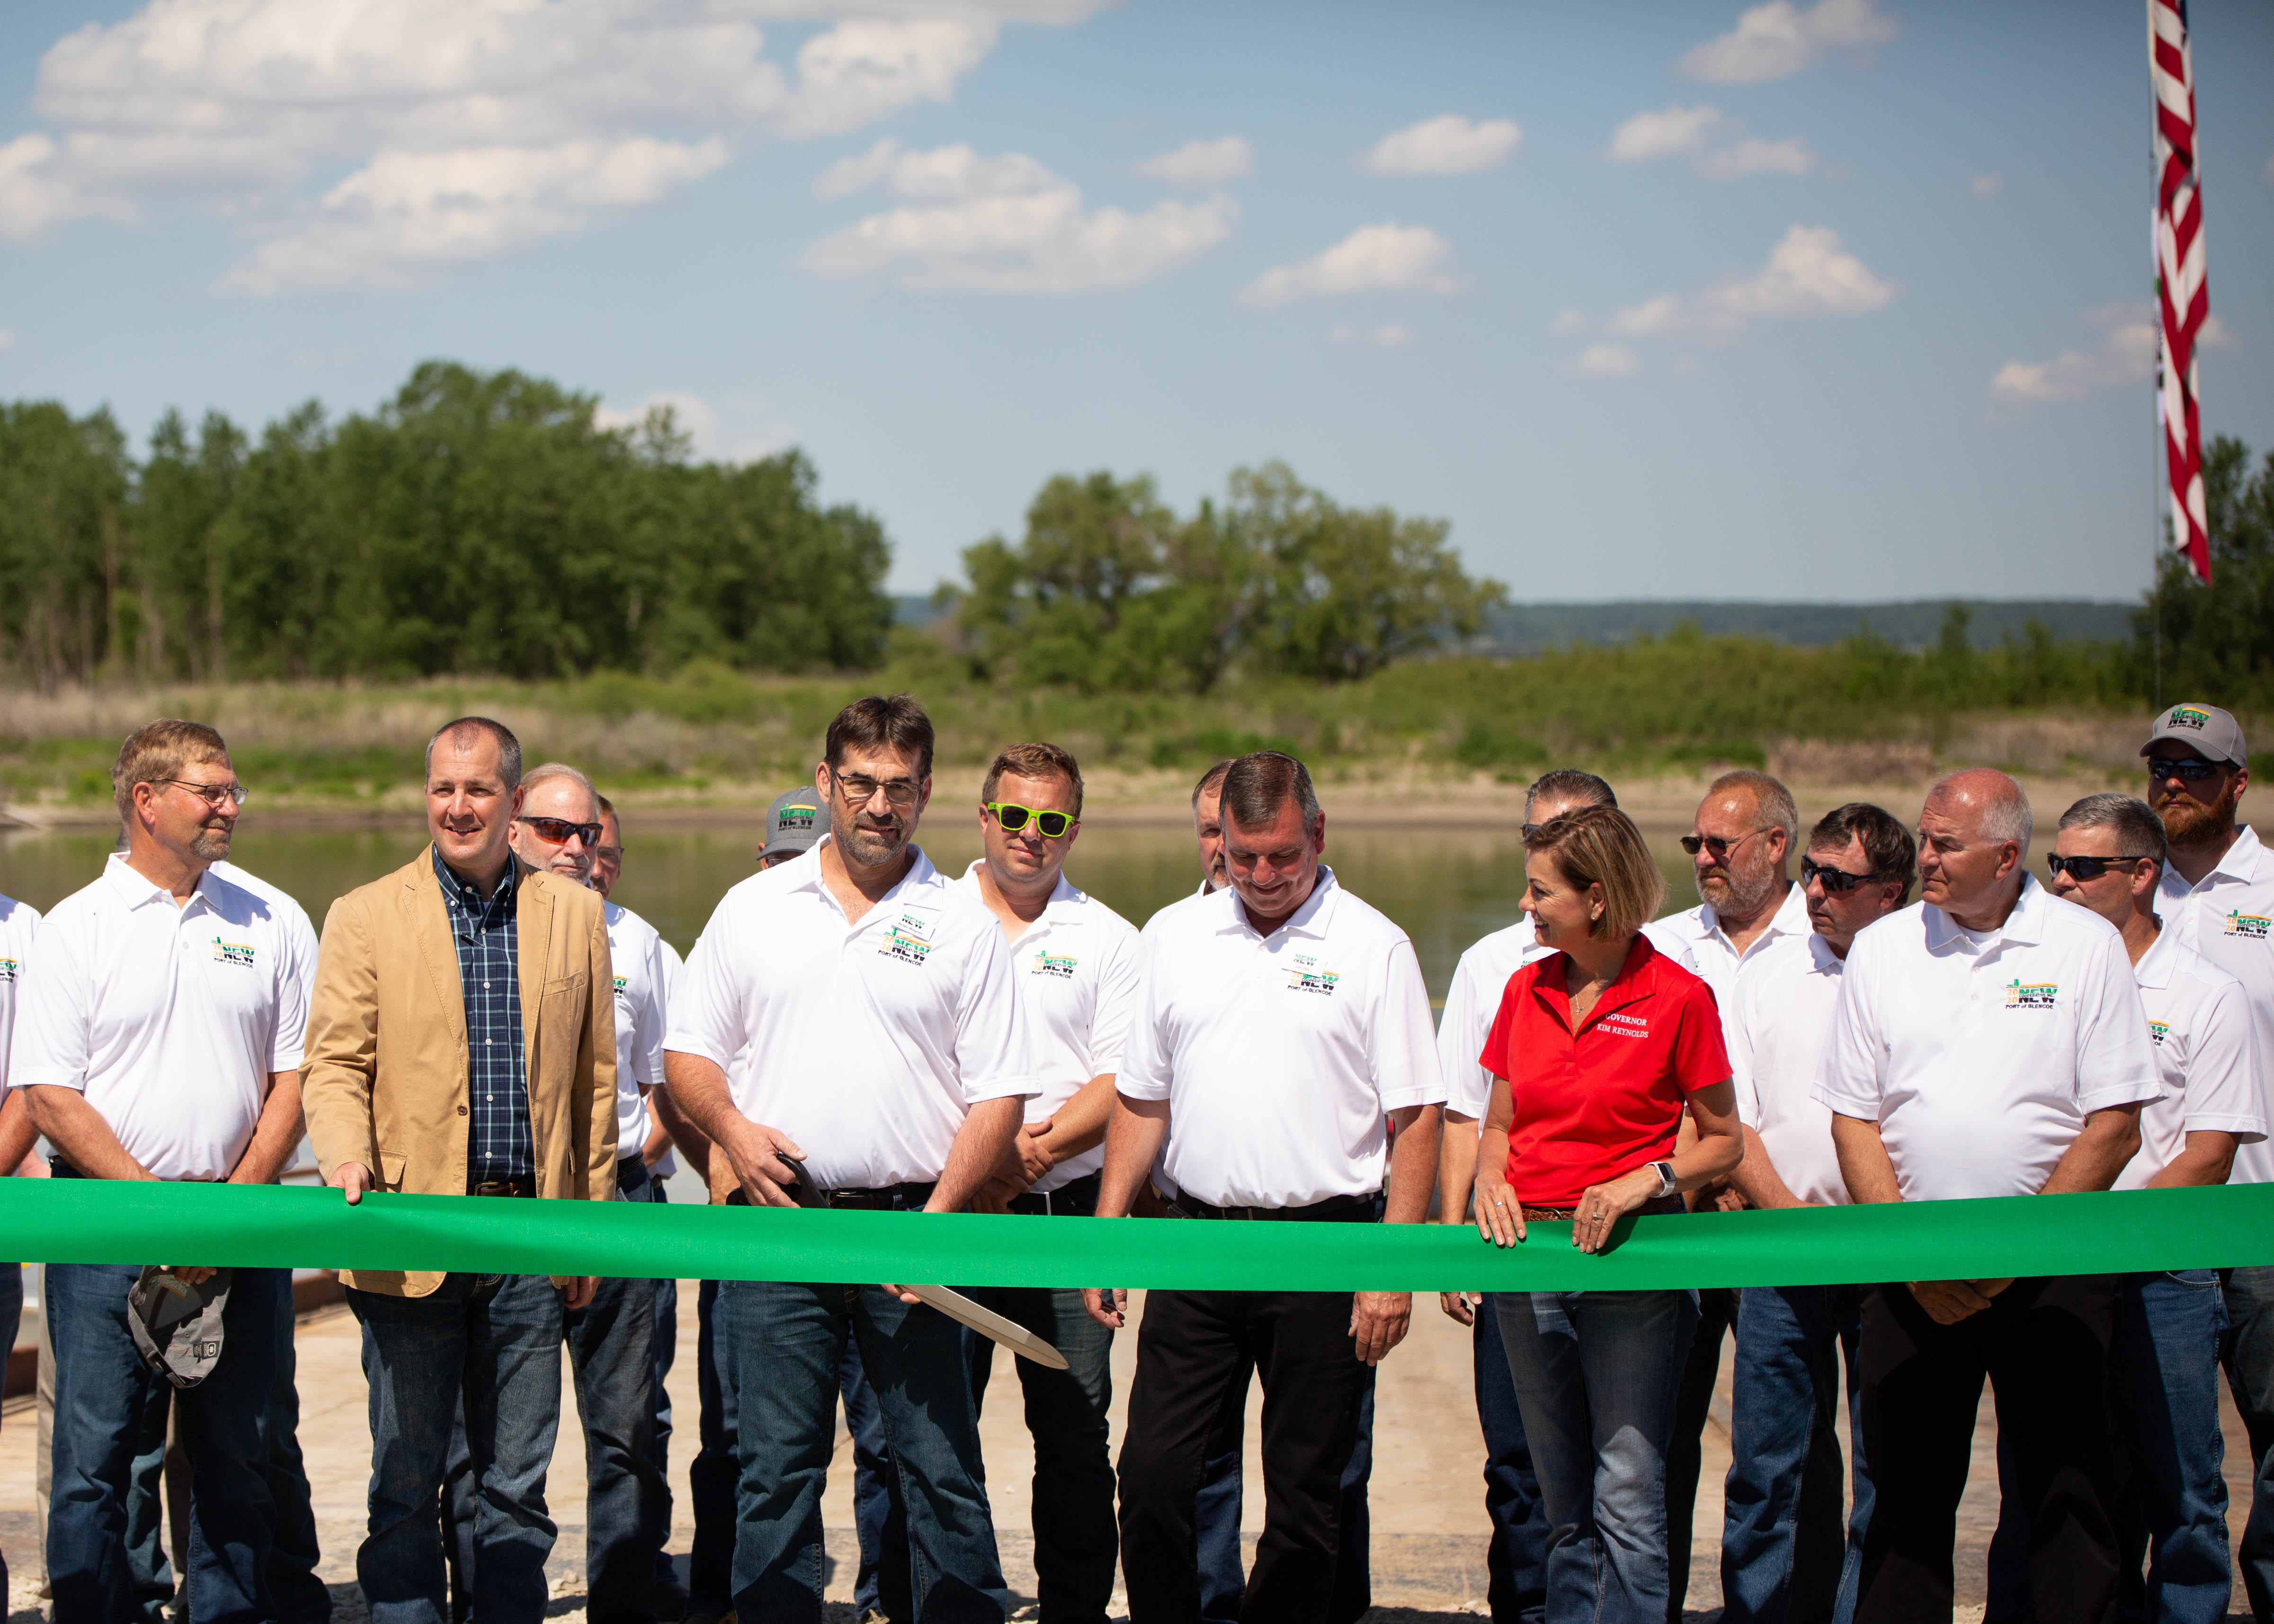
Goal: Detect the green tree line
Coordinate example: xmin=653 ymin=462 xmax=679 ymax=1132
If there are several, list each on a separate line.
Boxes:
xmin=0 ymin=362 xmax=894 ymax=686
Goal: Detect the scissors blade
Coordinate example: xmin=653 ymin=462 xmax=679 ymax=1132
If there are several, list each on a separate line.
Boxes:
xmin=906 ymin=1284 xmax=1070 ymax=1370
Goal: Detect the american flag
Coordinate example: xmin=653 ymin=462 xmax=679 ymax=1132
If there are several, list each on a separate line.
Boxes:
xmin=2150 ymin=0 xmax=2211 ymax=585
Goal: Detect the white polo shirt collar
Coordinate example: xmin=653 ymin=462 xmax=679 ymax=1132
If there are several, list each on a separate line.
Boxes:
xmin=954 ymin=862 xmax=1143 ymax=1192
xmin=1922 ymin=869 xmax=2050 ymax=955
xmin=663 ymin=834 xmax=1034 ymax=1191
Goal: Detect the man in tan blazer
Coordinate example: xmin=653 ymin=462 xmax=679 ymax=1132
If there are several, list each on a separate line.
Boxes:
xmin=303 ymin=716 xmax=615 ymax=1624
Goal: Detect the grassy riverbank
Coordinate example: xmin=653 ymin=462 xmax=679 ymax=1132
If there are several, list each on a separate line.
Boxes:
xmin=0 ymin=624 xmax=2181 ymax=824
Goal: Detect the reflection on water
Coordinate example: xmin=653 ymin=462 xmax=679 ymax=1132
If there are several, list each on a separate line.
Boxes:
xmin=0 ymin=821 xmax=1703 ymax=1000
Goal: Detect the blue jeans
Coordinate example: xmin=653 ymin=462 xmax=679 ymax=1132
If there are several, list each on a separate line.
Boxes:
xmin=650 ymin=1186 xmax=680 ymax=1594
xmin=2225 ymin=1264 xmax=2274 ymax=1620
xmin=48 ymin=1262 xmax=285 ymax=1624
xmin=965 ymin=1287 xmax=1118 ymax=1623
xmin=265 ymin=1270 xmax=331 ymax=1624
xmin=1495 ymin=1289 xmax=1697 ymax=1624
xmin=1989 ymin=1270 xmax=2234 ymax=1624
xmin=1475 ymin=1294 xmax=1550 ymax=1624
xmin=1195 ymin=1360 xmax=1377 ymax=1624
xmin=843 ymin=1333 xmax=906 ymax=1620
xmin=350 ymin=1272 xmax=565 ymax=1624
xmin=713 ymin=1276 xmax=1006 ymax=1624
xmin=1721 ymin=1284 xmax=1869 ymax=1624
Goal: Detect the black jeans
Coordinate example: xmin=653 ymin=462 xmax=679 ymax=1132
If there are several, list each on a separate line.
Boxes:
xmin=1666 ymin=1285 xmax=1739 ymax=1624
xmin=1855 ymin=1276 xmax=2120 ymax=1624
xmin=1118 ymin=1289 xmax=1373 ymax=1624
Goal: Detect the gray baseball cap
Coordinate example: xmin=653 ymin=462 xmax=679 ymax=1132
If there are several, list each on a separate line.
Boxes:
xmin=128 ymin=1266 xmax=231 ymax=1389
xmin=760 ymin=788 xmax=824 ymax=862
xmin=2142 ymin=701 xmax=2248 ymax=768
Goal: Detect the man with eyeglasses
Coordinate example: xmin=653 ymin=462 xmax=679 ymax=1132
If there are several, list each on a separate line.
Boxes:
xmin=2138 ymin=701 xmax=2274 ymax=1615
xmin=1089 ymin=750 xmax=1445 ymax=1624
xmin=1972 ymin=791 xmax=2262 ymax=1624
xmin=939 ymin=740 xmax=1141 ymax=1624
xmin=303 ymin=716 xmax=616 ymax=1624
xmin=14 ymin=720 xmax=308 ymax=1623
xmin=1644 ymin=769 xmax=1811 ymax=1623
xmin=664 ymin=693 xmax=1033 ymax=1624
xmin=1716 ymin=803 xmax=1914 ymax=1624
xmin=420 ymin=762 xmax=669 ymax=1624
xmin=1816 ymin=769 xmax=2158 ymax=1624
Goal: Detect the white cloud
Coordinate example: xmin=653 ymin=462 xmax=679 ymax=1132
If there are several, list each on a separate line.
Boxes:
xmin=1606 ymin=105 xmax=1818 ymax=179
xmin=1549 ymin=308 xmax=1587 ymax=337
xmin=1570 ymin=344 xmax=1639 ymax=377
xmin=1678 ymin=0 xmax=1897 ymax=84
xmin=800 ymin=141 xmax=1238 ymax=293
xmin=1356 ymin=115 xmax=1522 ymax=177
xmin=1971 ymin=172 xmax=2003 ymax=199
xmin=0 ymin=328 xmax=15 ymax=349
xmin=1591 ymin=224 xmax=1894 ymax=341
xmin=1989 ymin=303 xmax=2237 ymax=407
xmin=1241 ymin=222 xmax=1462 ymax=307
xmin=0 ymin=0 xmax=1106 ymax=287
xmin=1329 ymin=322 xmax=1415 ymax=348
xmin=595 ymin=389 xmax=798 ymax=461
xmin=1133 ymin=136 xmax=1252 ymax=189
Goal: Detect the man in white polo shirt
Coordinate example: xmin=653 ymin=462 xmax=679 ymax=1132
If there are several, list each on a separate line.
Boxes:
xmin=951 ymin=740 xmax=1140 ymax=1624
xmin=14 ymin=720 xmax=308 ymax=1624
xmin=2140 ymin=700 xmax=2274 ymax=1615
xmin=0 ymin=883 xmax=40 ymax=1613
xmin=1436 ymin=768 xmax=1618 ymax=1624
xmin=1717 ymin=802 xmax=1915 ymax=1624
xmin=1816 ymin=769 xmax=2159 ymax=1624
xmin=664 ymin=694 xmax=1033 ymax=1624
xmin=1088 ymin=749 xmax=1444 ymax=1624
xmin=1642 ymin=769 xmax=1811 ymax=1620
xmin=1989 ymin=791 xmax=2261 ymax=1624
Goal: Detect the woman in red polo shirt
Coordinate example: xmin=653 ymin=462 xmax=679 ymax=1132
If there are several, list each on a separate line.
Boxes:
xmin=1471 ymin=804 xmax=1742 ymax=1624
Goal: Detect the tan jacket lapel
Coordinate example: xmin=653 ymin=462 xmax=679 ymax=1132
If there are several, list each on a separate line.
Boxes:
xmin=405 ymin=848 xmax=468 ymax=1048
xmin=516 ymin=859 xmax=553 ymax=1065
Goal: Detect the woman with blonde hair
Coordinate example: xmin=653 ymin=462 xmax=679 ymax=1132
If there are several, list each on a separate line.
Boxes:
xmin=1471 ymin=804 xmax=1743 ymax=1624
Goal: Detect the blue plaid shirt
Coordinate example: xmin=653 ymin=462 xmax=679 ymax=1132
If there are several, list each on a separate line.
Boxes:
xmin=433 ymin=847 xmax=534 ymax=1183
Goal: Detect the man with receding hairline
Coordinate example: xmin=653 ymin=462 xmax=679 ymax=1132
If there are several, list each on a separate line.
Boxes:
xmin=303 ymin=715 xmax=617 ymax=1624
xmin=1815 ymin=769 xmax=2160 ymax=1624
xmin=1091 ymin=750 xmax=1444 ymax=1624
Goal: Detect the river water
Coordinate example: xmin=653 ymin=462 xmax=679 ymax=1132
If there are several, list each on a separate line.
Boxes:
xmin=0 ymin=821 xmax=1708 ymax=1000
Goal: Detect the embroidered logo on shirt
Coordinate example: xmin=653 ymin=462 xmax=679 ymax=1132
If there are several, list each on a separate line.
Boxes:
xmin=2224 ymin=909 xmax=2272 ymax=941
xmin=612 ymin=975 xmax=629 ymax=994
xmin=1031 ymin=951 xmax=1078 ymax=980
xmin=880 ymin=909 xmax=936 ymax=966
xmin=2004 ymin=979 xmax=2059 ymax=1010
xmin=1597 ymin=1011 xmax=1650 ymax=1038
xmin=2149 ymin=1020 xmax=2171 ymax=1046
xmin=0 ymin=956 xmax=17 ymax=984
xmin=1286 ymin=953 xmax=1340 ymax=995
xmin=210 ymin=937 xmax=256 ymax=968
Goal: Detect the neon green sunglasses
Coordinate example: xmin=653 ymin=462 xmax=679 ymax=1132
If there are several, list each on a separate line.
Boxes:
xmin=985 ymin=801 xmax=1076 ymax=838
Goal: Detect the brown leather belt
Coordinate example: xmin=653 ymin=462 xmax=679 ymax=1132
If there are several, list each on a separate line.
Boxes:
xmin=471 ymin=1177 xmax=535 ymax=1198
xmin=1519 ymin=1194 xmax=1687 ymax=1223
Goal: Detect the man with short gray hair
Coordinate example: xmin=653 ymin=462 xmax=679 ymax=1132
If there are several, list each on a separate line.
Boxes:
xmin=1817 ymin=769 xmax=2160 ymax=1624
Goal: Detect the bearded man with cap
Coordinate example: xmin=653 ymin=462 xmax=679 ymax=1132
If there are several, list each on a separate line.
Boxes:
xmin=2141 ymin=700 xmax=2274 ymax=1614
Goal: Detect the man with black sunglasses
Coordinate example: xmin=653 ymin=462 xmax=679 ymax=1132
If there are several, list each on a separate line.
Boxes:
xmin=952 ymin=740 xmax=1141 ymax=1623
xmin=1718 ymin=803 xmax=1913 ymax=1624
xmin=2141 ymin=701 xmax=2274 ymax=1615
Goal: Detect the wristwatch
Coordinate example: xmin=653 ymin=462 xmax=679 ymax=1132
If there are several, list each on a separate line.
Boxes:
xmin=1649 ymin=1160 xmax=1678 ymax=1199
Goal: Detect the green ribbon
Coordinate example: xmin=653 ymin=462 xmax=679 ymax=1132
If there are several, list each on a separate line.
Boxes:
xmin=7 ymin=1179 xmax=2274 ymax=1290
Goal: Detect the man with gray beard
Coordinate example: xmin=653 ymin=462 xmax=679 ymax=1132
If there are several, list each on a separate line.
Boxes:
xmin=1642 ymin=769 xmax=1814 ymax=1623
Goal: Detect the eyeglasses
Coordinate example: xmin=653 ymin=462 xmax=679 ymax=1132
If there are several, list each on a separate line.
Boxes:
xmin=155 ymin=779 xmax=247 ymax=809
xmin=1521 ymin=823 xmax=1543 ymax=839
xmin=516 ymin=816 xmax=601 ymax=848
xmin=1680 ymin=827 xmax=1769 ymax=861
xmin=2148 ymin=756 xmax=2224 ymax=783
xmin=986 ymin=802 xmax=1076 ymax=839
xmin=1800 ymin=855 xmax=1879 ymax=894
xmin=830 ymin=768 xmax=921 ymax=808
xmin=2046 ymin=852 xmax=2154 ymax=882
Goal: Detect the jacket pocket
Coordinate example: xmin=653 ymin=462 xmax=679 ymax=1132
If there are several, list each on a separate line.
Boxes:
xmin=379 ymin=1153 xmax=407 ymax=1191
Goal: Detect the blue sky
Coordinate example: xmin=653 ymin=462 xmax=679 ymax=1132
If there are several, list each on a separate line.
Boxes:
xmin=1 ymin=0 xmax=2269 ymax=603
